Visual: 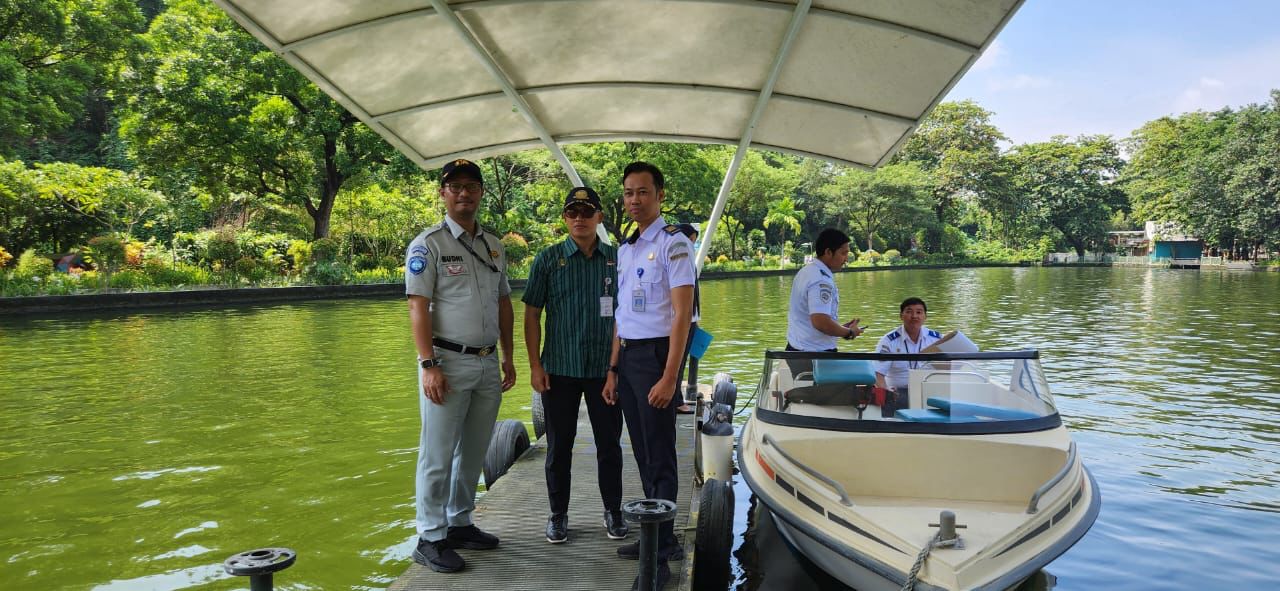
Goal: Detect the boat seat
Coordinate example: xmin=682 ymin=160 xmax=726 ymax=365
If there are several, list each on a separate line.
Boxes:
xmin=926 ymin=397 xmax=1041 ymax=420
xmin=811 ymin=360 xmax=877 ymax=385
xmin=895 ymin=408 xmax=956 ymax=422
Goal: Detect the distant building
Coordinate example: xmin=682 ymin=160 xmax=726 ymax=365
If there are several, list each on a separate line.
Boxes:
xmin=1107 ymin=230 xmax=1147 ymax=256
xmin=1145 ymin=221 xmax=1202 ymax=267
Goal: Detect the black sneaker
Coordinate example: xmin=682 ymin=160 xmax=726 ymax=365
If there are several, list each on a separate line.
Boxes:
xmin=604 ymin=510 xmax=630 ymax=540
xmin=617 ymin=538 xmax=684 ymax=561
xmin=447 ymin=524 xmax=500 ymax=550
xmin=617 ymin=539 xmax=640 ymax=560
xmin=546 ymin=513 xmax=568 ymax=544
xmin=630 ymin=559 xmax=672 ymax=590
xmin=412 ymin=538 xmax=464 ymax=573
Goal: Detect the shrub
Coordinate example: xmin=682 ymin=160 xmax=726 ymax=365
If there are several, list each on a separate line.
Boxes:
xmin=304 ymin=260 xmax=351 ymax=285
xmin=109 ymin=269 xmax=153 ymax=290
xmin=716 ymin=254 xmax=728 ymax=263
xmin=858 ymin=249 xmax=882 ymax=265
xmin=883 ymin=249 xmax=902 ymax=263
xmin=286 ymin=240 xmax=312 ymax=271
xmin=0 ymin=246 xmax=12 ymax=268
xmin=501 ymin=232 xmax=530 ymax=265
xmin=86 ymin=235 xmax=128 ymax=272
xmin=311 ymin=237 xmax=340 ymax=263
xmin=353 ymin=267 xmax=402 ymax=284
xmin=206 ymin=227 xmax=241 ymax=268
xmin=143 ymin=261 xmax=214 ymax=287
xmin=15 ymin=249 xmax=54 ymax=279
xmin=124 ymin=240 xmax=146 ymax=267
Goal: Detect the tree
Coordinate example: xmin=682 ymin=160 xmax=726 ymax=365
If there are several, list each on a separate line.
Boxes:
xmin=1218 ymin=91 xmax=1280 ymax=256
xmin=820 ymin=163 xmax=931 ymax=252
xmin=893 ymin=100 xmax=1007 ymax=251
xmin=763 ymin=195 xmax=804 ymax=250
xmin=1008 ymin=135 xmax=1125 ymax=256
xmin=118 ymin=0 xmax=399 ymax=239
xmin=0 ymin=0 xmax=145 ymax=161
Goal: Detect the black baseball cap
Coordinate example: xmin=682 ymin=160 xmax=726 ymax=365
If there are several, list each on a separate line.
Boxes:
xmin=563 ymin=186 xmax=603 ymax=212
xmin=440 ymin=158 xmax=484 ymax=185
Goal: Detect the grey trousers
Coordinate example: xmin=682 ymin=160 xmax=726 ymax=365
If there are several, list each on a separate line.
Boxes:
xmin=414 ymin=347 xmax=502 ymax=542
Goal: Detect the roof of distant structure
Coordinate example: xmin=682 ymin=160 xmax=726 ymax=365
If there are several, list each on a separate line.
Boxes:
xmin=212 ymin=0 xmax=1023 ymax=171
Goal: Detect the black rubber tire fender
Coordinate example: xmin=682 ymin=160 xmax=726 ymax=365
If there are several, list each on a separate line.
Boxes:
xmin=482 ymin=419 xmax=530 ymax=488
xmin=693 ymin=478 xmax=735 ymax=590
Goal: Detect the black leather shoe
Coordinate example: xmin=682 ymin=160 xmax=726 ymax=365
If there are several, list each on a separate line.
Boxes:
xmin=630 ymin=559 xmax=672 ymax=590
xmin=604 ymin=510 xmax=629 ymax=540
xmin=546 ymin=513 xmax=568 ymax=544
xmin=412 ymin=538 xmax=464 ymax=573
xmin=447 ymin=524 xmax=499 ymax=550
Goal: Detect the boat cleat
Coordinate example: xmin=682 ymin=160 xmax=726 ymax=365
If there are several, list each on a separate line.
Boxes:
xmin=928 ymin=510 xmax=967 ymax=550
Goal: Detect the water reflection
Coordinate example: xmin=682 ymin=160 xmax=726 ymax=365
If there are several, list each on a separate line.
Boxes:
xmin=1 ymin=268 xmax=1278 ymax=590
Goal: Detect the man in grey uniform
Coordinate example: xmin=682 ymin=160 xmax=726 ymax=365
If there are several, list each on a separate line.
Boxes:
xmin=406 ymin=158 xmax=517 ymax=573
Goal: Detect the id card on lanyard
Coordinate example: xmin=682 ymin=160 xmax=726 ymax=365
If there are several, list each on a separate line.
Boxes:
xmin=600 ymin=276 xmax=614 ymax=317
xmin=631 ymin=267 xmax=646 ymax=312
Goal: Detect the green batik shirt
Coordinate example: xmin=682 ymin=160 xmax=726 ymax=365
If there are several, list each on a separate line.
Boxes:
xmin=522 ymin=237 xmax=617 ymax=379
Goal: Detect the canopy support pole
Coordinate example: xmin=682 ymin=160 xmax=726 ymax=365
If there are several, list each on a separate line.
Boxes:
xmin=695 ymin=0 xmax=812 ymax=273
xmin=427 ymin=1 xmax=611 ymax=243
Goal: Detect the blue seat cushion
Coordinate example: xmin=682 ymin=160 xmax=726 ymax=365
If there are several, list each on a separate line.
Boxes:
xmin=895 ymin=409 xmax=955 ymax=423
xmin=811 ymin=360 xmax=877 ymax=385
xmin=926 ymin=397 xmax=1040 ymax=421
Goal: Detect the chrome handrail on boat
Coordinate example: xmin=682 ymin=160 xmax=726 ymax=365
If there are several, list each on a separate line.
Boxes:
xmin=1027 ymin=441 xmax=1077 ymax=514
xmin=762 ymin=433 xmax=853 ymax=507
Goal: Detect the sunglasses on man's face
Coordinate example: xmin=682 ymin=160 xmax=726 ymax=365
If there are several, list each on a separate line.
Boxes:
xmin=563 ymin=207 xmax=597 ymax=219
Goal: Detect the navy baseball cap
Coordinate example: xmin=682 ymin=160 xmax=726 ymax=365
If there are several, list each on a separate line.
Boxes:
xmin=563 ymin=186 xmax=603 ymax=211
xmin=440 ymin=159 xmax=484 ymax=185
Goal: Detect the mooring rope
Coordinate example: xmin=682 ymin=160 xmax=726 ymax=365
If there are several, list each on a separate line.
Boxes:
xmin=900 ymin=531 xmax=957 ymax=591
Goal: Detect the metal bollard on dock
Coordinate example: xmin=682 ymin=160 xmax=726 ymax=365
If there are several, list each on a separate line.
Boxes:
xmin=223 ymin=547 xmax=296 ymax=591
xmin=623 ymin=498 xmax=677 ymax=591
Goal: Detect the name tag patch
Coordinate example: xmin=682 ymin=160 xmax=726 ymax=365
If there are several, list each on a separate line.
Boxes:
xmin=441 ymin=255 xmax=464 ymax=263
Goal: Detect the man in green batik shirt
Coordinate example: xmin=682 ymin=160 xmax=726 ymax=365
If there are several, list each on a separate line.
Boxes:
xmin=523 ymin=186 xmax=629 ymax=546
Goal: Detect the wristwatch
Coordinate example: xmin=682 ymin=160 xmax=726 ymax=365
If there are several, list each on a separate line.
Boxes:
xmin=419 ymin=357 xmax=441 ymax=369
xmin=609 ymin=365 xmax=621 ymax=374
xmin=843 ymin=327 xmax=856 ymax=340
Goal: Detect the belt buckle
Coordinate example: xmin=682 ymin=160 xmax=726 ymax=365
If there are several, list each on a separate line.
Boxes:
xmin=477 ymin=345 xmax=495 ymax=357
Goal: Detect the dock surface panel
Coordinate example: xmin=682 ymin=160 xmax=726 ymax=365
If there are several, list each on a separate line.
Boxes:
xmin=390 ymin=407 xmax=697 ymax=590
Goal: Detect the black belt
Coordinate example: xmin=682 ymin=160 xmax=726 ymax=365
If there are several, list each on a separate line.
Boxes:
xmin=619 ymin=336 xmax=668 ymax=348
xmin=433 ymin=337 xmax=496 ymax=356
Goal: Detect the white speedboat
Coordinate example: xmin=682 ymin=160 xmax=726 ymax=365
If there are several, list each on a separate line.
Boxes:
xmin=738 ymin=350 xmax=1099 ymax=591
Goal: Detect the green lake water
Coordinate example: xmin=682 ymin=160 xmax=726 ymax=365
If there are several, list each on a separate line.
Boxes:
xmin=2 ymin=267 xmax=1278 ymax=589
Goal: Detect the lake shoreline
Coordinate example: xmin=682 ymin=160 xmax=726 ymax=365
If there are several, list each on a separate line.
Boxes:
xmin=4 ymin=261 xmax=1271 ymax=316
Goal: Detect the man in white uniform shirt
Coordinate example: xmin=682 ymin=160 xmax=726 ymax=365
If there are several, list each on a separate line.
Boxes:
xmin=874 ymin=297 xmax=942 ymax=395
xmin=785 ymin=228 xmax=865 ymax=373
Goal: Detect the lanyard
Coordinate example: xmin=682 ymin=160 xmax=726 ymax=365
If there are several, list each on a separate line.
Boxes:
xmin=905 ymin=331 xmax=922 ymax=369
xmin=454 ymin=231 xmax=499 ymax=273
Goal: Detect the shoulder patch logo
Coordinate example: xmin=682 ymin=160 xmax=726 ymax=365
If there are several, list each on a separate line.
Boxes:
xmin=408 ymin=256 xmax=427 ymax=275
xmin=887 ymin=331 xmax=901 ymax=341
xmin=928 ymin=329 xmax=941 ymax=338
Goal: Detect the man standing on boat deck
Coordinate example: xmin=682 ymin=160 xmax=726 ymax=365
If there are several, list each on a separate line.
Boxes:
xmin=874 ymin=297 xmax=942 ymax=398
xmin=523 ymin=186 xmax=629 ymax=545
xmin=602 ymin=161 xmax=695 ymax=587
xmin=784 ymin=228 xmax=865 ymax=373
xmin=405 ymin=158 xmax=516 ymax=573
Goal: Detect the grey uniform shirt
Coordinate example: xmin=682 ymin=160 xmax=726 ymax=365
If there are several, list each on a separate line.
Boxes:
xmin=405 ymin=215 xmax=511 ymax=347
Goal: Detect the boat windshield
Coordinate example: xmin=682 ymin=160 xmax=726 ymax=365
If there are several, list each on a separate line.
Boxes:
xmin=755 ymin=350 xmax=1059 ymax=433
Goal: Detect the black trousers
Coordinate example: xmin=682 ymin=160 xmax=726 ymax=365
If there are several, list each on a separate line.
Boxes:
xmin=784 ymin=343 xmax=837 ymax=376
xmin=617 ymin=338 xmax=679 ymax=546
xmin=542 ymin=374 xmax=624 ymax=515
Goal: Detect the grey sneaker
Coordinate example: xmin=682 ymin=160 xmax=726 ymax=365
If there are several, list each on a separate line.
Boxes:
xmin=605 ymin=510 xmax=629 ymax=540
xmin=546 ymin=513 xmax=568 ymax=544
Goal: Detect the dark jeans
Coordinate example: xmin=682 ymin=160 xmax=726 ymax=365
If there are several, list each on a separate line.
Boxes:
xmin=784 ymin=343 xmax=837 ymax=376
xmin=542 ymin=374 xmax=624 ymax=515
xmin=618 ymin=338 xmax=679 ymax=546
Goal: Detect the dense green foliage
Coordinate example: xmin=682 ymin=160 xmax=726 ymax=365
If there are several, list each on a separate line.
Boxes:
xmin=1 ymin=1 xmax=1277 ymax=297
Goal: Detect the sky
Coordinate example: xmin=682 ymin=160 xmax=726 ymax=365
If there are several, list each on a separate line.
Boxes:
xmin=946 ymin=0 xmax=1280 ymax=146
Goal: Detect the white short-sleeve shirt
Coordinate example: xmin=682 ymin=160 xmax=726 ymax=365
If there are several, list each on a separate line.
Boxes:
xmin=615 ymin=217 xmax=696 ymax=339
xmin=874 ymin=325 xmax=943 ymax=389
xmin=785 ymin=260 xmax=840 ymax=351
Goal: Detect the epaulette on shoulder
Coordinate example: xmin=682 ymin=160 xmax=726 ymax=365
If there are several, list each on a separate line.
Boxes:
xmin=928 ymin=329 xmax=941 ymax=338
xmin=423 ymin=222 xmax=448 ymax=236
xmin=819 ymin=268 xmax=831 ymax=278
xmin=663 ymin=224 xmax=679 ymax=234
xmin=887 ymin=331 xmax=901 ymax=341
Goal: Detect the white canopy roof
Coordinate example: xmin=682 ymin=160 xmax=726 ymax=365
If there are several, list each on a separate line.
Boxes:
xmin=212 ymin=0 xmax=1022 ymax=173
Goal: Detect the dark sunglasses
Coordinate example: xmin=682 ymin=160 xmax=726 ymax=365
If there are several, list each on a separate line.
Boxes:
xmin=563 ymin=207 xmax=597 ymax=219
